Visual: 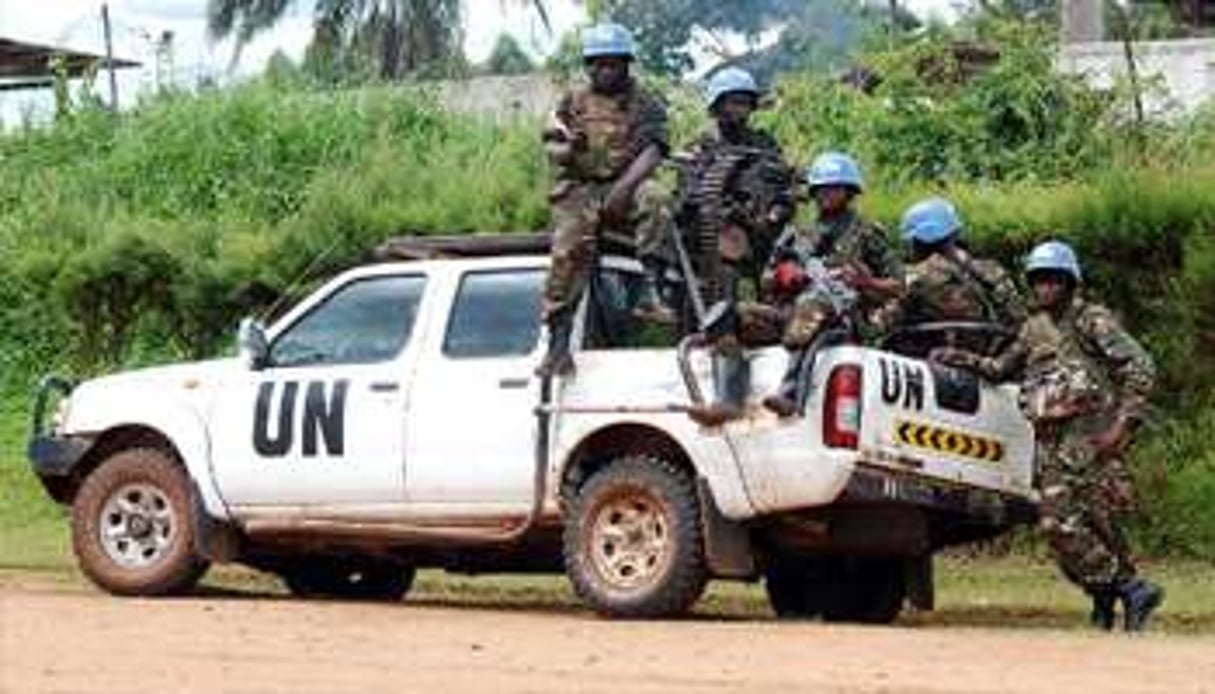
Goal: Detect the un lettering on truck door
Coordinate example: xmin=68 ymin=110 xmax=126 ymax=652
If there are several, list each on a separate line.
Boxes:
xmin=252 ymin=380 xmax=349 ymax=458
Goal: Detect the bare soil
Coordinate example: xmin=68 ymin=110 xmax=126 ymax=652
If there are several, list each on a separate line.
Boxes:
xmin=2 ymin=575 xmax=1213 ymax=694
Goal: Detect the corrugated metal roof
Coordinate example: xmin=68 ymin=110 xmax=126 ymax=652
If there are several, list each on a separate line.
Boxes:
xmin=0 ymin=37 xmax=139 ymax=80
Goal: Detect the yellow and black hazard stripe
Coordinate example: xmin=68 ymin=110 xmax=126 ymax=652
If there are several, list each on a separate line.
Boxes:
xmin=895 ymin=420 xmax=1004 ymax=463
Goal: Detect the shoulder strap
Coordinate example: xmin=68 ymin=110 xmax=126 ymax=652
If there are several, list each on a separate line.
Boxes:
xmin=941 ymin=250 xmax=1004 ymax=319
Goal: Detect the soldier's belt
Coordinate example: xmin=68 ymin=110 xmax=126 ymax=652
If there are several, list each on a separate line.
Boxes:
xmin=895 ymin=419 xmax=1005 ymax=463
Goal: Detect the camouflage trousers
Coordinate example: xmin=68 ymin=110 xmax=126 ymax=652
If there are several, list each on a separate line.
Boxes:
xmin=782 ymin=294 xmax=836 ymax=349
xmin=543 ymin=179 xmax=673 ymax=319
xmin=1036 ymin=420 xmax=1138 ymax=591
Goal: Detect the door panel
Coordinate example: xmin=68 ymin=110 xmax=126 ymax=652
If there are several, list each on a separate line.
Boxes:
xmin=210 ymin=273 xmax=427 ymax=507
xmin=404 ymin=269 xmax=544 ymax=506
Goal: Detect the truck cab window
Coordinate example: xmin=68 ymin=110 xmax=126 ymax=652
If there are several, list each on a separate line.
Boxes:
xmin=269 ymin=274 xmax=426 ymax=367
xmin=443 ymin=270 xmax=545 ymax=358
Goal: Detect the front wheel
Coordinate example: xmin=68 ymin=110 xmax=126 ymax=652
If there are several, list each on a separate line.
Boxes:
xmin=70 ymin=447 xmax=210 ymax=596
xmin=563 ymin=455 xmax=708 ymax=618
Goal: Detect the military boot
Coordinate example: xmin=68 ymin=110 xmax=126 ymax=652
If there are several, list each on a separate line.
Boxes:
xmin=763 ymin=348 xmax=812 ymax=418
xmin=633 ymin=256 xmax=675 ymax=324
xmin=535 ymin=311 xmax=576 ymax=379
xmin=1119 ymin=578 xmax=1165 ymax=632
xmin=689 ymin=352 xmax=749 ymax=427
xmin=1087 ymin=587 xmax=1117 ymax=631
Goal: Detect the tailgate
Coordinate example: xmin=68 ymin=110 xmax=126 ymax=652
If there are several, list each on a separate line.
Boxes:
xmin=857 ymin=351 xmax=1035 ymax=496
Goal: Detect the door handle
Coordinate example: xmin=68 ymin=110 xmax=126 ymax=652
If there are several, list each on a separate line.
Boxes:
xmin=369 ymin=381 xmax=399 ymax=393
xmin=498 ymin=377 xmax=531 ymax=390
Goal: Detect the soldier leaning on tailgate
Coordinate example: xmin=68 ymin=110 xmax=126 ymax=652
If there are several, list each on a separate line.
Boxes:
xmin=932 ymin=240 xmax=1164 ymax=632
xmin=680 ymin=66 xmax=796 ymax=426
xmin=760 ymin=152 xmax=903 ymax=417
xmin=536 ymin=23 xmax=674 ymax=378
xmin=880 ymin=196 xmax=1026 ymax=355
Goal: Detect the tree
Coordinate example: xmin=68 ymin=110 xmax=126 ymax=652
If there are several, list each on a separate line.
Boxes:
xmin=207 ymin=0 xmax=464 ymax=80
xmin=483 ymin=34 xmax=536 ymax=75
xmin=587 ymin=0 xmax=903 ymax=80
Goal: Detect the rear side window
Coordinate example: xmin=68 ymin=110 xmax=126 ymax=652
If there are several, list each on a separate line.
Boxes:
xmin=269 ymin=274 xmax=426 ymax=368
xmin=443 ymin=270 xmax=544 ymax=358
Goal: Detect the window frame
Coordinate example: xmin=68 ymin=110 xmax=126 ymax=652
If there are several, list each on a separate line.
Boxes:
xmin=441 ymin=268 xmax=546 ymax=360
xmin=266 ymin=272 xmax=428 ymax=369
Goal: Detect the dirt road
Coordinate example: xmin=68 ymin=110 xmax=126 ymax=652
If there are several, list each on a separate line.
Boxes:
xmin=3 ymin=579 xmax=1214 ymax=694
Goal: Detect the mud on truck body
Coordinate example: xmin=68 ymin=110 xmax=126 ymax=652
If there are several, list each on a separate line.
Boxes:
xmin=28 ymin=235 xmax=1036 ymax=621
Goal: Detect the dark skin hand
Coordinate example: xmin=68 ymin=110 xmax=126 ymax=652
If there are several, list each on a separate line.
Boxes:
xmin=1031 ymin=270 xmax=1129 ymax=456
xmin=837 ymin=262 xmax=901 ymax=299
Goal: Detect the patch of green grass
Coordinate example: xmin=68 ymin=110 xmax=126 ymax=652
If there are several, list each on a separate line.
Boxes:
xmin=0 ymin=396 xmax=72 ymax=570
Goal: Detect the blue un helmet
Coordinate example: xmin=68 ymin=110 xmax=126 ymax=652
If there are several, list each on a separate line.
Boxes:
xmin=582 ymin=23 xmax=635 ymax=61
xmin=705 ymin=67 xmax=760 ymax=110
xmin=900 ymin=196 xmax=962 ymax=244
xmin=1024 ymin=240 xmax=1082 ymax=282
xmin=805 ymin=152 xmax=864 ymax=193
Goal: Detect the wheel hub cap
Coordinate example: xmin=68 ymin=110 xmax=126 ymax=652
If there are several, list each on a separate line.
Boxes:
xmin=588 ymin=494 xmax=670 ymax=592
xmin=98 ymin=483 xmax=176 ymax=568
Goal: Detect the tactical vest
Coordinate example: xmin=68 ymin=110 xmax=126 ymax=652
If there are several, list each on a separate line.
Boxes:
xmin=1018 ymin=303 xmax=1113 ymax=421
xmin=907 ymin=252 xmax=1004 ymax=323
xmin=567 ymin=87 xmax=643 ymax=181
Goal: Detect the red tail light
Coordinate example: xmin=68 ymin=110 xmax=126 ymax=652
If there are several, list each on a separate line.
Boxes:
xmin=823 ymin=364 xmax=862 ymax=449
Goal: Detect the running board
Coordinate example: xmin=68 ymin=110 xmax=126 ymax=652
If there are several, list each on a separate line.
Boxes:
xmin=242 ymin=516 xmax=542 ymax=546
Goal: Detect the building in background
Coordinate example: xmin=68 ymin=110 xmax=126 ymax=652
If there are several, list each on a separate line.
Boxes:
xmin=1057 ymin=0 xmax=1215 ymax=115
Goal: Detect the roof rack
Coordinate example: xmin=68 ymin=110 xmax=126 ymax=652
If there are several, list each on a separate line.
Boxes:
xmin=375 ymin=233 xmax=550 ymax=261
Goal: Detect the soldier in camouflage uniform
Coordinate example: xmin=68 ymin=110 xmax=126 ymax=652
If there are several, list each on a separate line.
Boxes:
xmin=761 ymin=152 xmax=903 ymax=417
xmin=536 ymin=23 xmax=674 ymax=378
xmin=678 ymin=67 xmax=796 ymax=426
xmin=881 ymin=197 xmax=1025 ymax=355
xmin=933 ymin=240 xmax=1164 ymax=631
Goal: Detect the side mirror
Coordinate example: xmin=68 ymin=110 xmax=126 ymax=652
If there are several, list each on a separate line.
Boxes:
xmin=237 ymin=317 xmax=269 ymax=370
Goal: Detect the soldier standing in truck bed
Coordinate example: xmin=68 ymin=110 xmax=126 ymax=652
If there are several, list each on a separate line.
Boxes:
xmin=536 ymin=22 xmax=674 ymax=378
xmin=678 ymin=66 xmax=796 ymax=426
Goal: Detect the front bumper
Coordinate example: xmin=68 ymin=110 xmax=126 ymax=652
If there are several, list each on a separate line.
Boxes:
xmin=28 ymin=434 xmax=92 ymax=478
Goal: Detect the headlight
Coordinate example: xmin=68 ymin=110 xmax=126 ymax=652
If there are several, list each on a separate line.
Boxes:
xmin=51 ymin=397 xmax=71 ymax=434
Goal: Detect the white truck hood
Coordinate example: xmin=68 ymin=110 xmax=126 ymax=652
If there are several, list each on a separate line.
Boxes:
xmin=63 ymin=358 xmax=242 ymax=434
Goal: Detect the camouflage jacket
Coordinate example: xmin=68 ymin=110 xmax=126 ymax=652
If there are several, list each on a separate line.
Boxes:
xmin=949 ymin=296 xmax=1155 ymax=423
xmin=766 ymin=210 xmax=903 ymax=304
xmin=549 ymin=80 xmax=668 ymax=183
xmin=896 ymin=247 xmax=1026 ymax=328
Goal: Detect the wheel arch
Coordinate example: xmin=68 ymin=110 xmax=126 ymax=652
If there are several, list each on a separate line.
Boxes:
xmin=558 ymin=422 xmax=697 ymax=507
xmin=64 ymin=400 xmax=230 ymax=521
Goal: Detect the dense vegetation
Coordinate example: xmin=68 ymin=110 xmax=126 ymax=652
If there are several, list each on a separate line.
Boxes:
xmin=1 ymin=21 xmax=1213 ymax=557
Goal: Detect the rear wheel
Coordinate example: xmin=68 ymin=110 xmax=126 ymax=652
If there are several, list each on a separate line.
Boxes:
xmin=564 ymin=455 xmax=707 ymax=618
xmin=820 ymin=557 xmax=906 ymax=624
xmin=765 ymin=556 xmax=905 ymax=624
xmin=279 ymin=557 xmax=415 ymax=601
xmin=71 ymin=447 xmax=210 ymax=596
xmin=764 ymin=555 xmax=828 ymax=619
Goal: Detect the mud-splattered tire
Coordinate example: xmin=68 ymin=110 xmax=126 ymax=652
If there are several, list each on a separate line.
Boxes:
xmin=563 ymin=455 xmax=707 ymax=618
xmin=70 ymin=447 xmax=209 ymax=596
xmin=280 ymin=558 xmax=415 ymax=601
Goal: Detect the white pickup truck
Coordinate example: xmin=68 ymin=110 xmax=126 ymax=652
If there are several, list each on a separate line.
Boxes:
xmin=28 ymin=237 xmax=1036 ymax=621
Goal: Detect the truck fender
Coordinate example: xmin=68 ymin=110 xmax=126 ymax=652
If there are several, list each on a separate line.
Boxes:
xmin=72 ymin=400 xmax=230 ymax=521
